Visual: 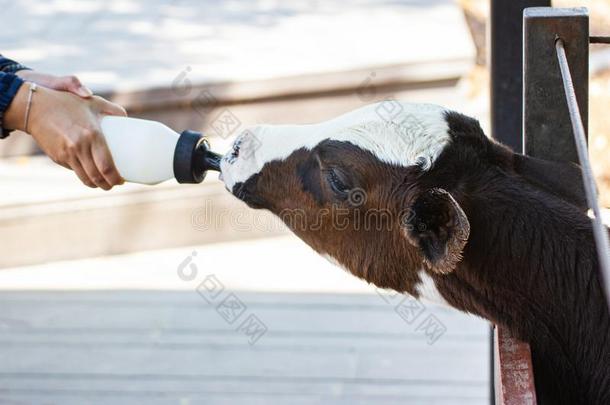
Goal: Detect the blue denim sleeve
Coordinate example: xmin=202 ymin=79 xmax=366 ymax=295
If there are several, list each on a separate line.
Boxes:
xmin=0 ymin=72 xmax=25 ymax=139
xmin=0 ymin=55 xmax=30 ymax=74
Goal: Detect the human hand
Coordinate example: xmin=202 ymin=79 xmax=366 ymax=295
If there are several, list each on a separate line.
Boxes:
xmin=16 ymin=70 xmax=93 ymax=98
xmin=4 ymin=82 xmax=127 ymax=190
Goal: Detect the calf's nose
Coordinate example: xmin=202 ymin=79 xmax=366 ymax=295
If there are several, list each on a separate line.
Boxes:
xmin=223 ymin=127 xmax=263 ymax=165
xmin=219 ymin=127 xmax=265 ymax=192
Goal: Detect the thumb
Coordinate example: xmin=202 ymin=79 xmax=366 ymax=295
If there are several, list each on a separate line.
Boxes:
xmin=56 ymin=75 xmax=93 ymax=98
xmin=98 ymin=98 xmax=128 ymax=117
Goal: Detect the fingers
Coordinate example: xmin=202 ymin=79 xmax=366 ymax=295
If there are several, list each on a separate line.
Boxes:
xmin=56 ymin=75 xmax=93 ymax=98
xmin=78 ymin=142 xmax=112 ymax=190
xmin=51 ymin=139 xmax=96 ymax=188
xmin=55 ymin=129 xmax=123 ymax=190
xmin=15 ymin=71 xmax=94 ymax=98
xmin=91 ymin=135 xmax=124 ymax=187
xmin=68 ymin=155 xmax=97 ymax=188
xmin=77 ymin=127 xmax=124 ymax=190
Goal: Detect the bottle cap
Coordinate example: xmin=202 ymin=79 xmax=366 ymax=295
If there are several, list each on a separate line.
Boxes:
xmin=174 ymin=130 xmax=222 ymax=184
xmin=174 ymin=130 xmax=206 ymax=184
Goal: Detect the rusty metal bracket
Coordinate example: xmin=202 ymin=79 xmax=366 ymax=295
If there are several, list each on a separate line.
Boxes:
xmin=494 ymin=326 xmax=537 ymax=405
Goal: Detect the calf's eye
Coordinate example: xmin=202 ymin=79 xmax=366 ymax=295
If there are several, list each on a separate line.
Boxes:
xmin=325 ymin=168 xmax=351 ymax=197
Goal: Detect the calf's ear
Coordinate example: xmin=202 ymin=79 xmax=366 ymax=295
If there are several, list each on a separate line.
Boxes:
xmin=402 ymin=188 xmax=470 ymax=274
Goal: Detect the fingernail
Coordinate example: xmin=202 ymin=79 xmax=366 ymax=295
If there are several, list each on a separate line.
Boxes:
xmin=78 ymin=86 xmax=93 ymax=97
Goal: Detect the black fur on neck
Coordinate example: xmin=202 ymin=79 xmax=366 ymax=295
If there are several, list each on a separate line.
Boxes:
xmin=427 ymin=112 xmax=610 ymax=404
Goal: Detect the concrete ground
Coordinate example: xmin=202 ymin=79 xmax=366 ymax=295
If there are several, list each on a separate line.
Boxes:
xmin=0 ymin=236 xmax=491 ymax=405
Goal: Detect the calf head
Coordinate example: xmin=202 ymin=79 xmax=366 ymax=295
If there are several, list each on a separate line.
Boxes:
xmin=219 ymin=102 xmax=585 ymax=299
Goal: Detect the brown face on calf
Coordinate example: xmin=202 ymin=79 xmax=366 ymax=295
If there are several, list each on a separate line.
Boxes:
xmin=220 ymin=102 xmax=588 ymax=296
xmin=220 ymin=102 xmax=588 ymax=301
xmin=226 ymin=136 xmax=471 ymax=296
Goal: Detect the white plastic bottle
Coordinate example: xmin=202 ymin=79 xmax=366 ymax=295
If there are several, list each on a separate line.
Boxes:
xmin=100 ymin=116 xmax=221 ymax=185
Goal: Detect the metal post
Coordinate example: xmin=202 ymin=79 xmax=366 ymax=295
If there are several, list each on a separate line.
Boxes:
xmin=523 ymin=7 xmax=589 ymax=161
xmin=489 ymin=2 xmax=549 ymax=404
xmin=521 ymin=7 xmax=590 ymax=404
xmin=490 ymin=0 xmax=550 ymax=152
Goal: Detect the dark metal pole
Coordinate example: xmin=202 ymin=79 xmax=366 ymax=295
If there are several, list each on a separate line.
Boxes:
xmin=490 ymin=0 xmax=550 ymax=152
xmin=523 ymin=7 xmax=589 ymax=161
xmin=489 ymin=3 xmax=550 ymax=403
xmin=522 ymin=7 xmax=590 ymax=404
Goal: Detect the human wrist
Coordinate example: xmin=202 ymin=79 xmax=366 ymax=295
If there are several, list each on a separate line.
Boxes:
xmin=23 ymin=84 xmax=54 ymax=137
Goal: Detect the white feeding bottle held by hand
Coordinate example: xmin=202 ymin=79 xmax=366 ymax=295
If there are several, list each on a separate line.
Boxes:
xmin=100 ymin=116 xmax=221 ymax=185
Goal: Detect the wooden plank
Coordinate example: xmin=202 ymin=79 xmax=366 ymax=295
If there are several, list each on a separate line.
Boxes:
xmin=0 ymin=180 xmax=287 ymax=268
xmin=0 ymin=372 xmax=487 ymax=397
xmin=494 ymin=326 xmax=537 ymax=405
xmin=0 ymin=290 xmax=489 ymax=404
xmin=0 ymin=395 xmax=485 ymax=405
xmin=0 ymin=292 xmax=488 ymax=338
xmin=104 ymin=64 xmax=465 ymax=114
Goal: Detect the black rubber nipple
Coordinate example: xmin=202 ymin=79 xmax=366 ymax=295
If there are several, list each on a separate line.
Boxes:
xmin=174 ymin=130 xmax=222 ymax=184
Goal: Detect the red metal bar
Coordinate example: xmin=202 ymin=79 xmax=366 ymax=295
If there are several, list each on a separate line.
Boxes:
xmin=494 ymin=326 xmax=538 ymax=405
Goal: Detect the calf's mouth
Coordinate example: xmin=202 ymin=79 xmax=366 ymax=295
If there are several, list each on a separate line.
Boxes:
xmin=230 ymin=174 xmax=267 ymax=210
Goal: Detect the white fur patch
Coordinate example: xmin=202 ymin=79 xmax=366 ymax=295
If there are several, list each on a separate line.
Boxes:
xmin=415 ymin=271 xmax=450 ymax=307
xmin=220 ymin=101 xmax=451 ymax=191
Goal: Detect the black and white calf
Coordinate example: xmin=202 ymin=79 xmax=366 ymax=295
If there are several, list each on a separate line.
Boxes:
xmin=220 ymin=102 xmax=610 ymax=405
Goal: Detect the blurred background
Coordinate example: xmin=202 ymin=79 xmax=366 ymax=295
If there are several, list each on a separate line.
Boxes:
xmin=0 ymin=0 xmax=608 ymax=404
